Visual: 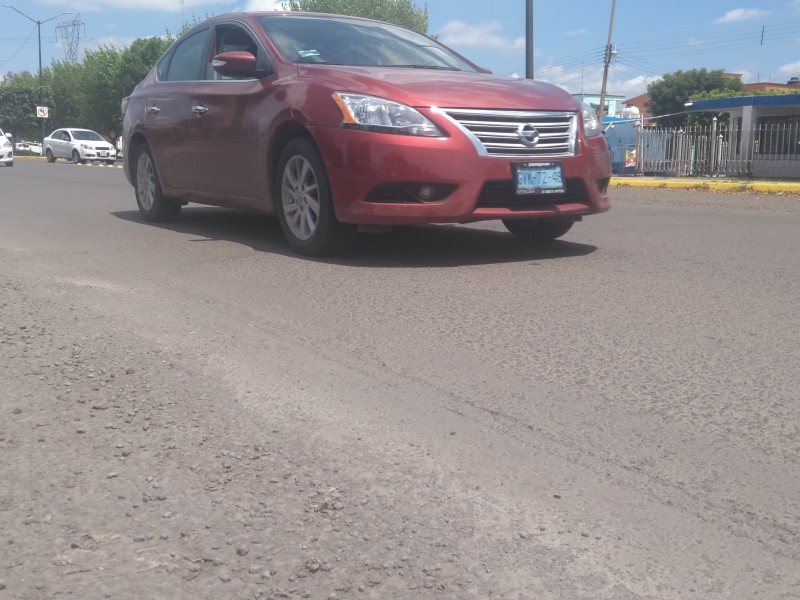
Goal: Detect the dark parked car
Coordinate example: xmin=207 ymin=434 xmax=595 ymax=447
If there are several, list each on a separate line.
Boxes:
xmin=121 ymin=12 xmax=611 ymax=256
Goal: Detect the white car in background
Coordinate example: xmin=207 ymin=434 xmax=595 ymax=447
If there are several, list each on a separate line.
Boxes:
xmin=0 ymin=127 xmax=12 ymax=167
xmin=44 ymin=128 xmax=116 ymax=165
xmin=15 ymin=141 xmax=42 ymax=155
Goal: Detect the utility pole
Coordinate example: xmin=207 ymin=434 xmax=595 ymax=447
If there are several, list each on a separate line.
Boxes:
xmin=525 ymin=0 xmax=534 ymax=79
xmin=2 ymin=5 xmax=71 ymax=145
xmin=598 ymin=0 xmax=617 ymax=122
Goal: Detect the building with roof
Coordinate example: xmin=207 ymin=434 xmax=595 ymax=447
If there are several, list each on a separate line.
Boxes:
xmin=686 ymin=94 xmax=800 ymax=178
xmin=622 ymin=77 xmax=800 ymax=123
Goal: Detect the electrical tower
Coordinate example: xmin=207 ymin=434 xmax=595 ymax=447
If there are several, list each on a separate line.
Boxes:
xmin=56 ymin=14 xmax=85 ymax=63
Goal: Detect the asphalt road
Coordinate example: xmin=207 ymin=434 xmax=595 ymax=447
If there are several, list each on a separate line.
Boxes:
xmin=1 ymin=158 xmax=799 ymax=598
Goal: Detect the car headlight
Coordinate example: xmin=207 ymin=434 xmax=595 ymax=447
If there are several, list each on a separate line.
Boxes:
xmin=1 ymin=140 xmax=10 ymax=149
xmin=80 ymin=144 xmax=92 ymax=149
xmin=582 ymin=102 xmax=602 ymax=138
xmin=333 ymin=92 xmax=444 ymax=137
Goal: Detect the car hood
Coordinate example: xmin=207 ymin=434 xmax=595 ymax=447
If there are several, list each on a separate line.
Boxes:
xmin=297 ymin=66 xmax=580 ymax=112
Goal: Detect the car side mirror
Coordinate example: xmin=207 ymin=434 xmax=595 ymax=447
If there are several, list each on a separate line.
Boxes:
xmin=4 ymin=132 xmax=12 ymax=138
xmin=212 ymin=51 xmax=258 ymax=77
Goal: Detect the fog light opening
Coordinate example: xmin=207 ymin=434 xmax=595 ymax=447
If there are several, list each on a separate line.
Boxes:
xmin=365 ymin=182 xmax=457 ymax=204
xmin=417 ymin=184 xmax=437 ymax=203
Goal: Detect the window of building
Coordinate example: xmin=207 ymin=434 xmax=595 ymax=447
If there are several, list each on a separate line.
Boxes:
xmin=755 ymin=116 xmax=800 ymax=157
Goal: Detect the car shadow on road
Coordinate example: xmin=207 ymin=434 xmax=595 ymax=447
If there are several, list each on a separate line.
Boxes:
xmin=112 ymin=207 xmax=597 ymax=268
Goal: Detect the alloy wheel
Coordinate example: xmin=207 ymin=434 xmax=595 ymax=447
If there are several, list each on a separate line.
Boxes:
xmin=281 ymin=155 xmax=320 ymax=241
xmin=136 ymin=152 xmax=156 ymax=212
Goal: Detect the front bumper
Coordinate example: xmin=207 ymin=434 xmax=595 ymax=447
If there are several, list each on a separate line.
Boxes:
xmin=82 ymin=152 xmax=117 ymax=161
xmin=313 ymin=126 xmax=611 ymax=225
xmin=1 ymin=148 xmax=12 ymax=163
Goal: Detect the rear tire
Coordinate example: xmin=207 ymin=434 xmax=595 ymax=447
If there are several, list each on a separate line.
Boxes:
xmin=134 ymin=142 xmax=181 ymax=222
xmin=275 ymin=138 xmax=355 ymax=256
xmin=46 ymin=149 xmax=55 ymax=163
xmin=502 ymin=219 xmax=575 ymax=241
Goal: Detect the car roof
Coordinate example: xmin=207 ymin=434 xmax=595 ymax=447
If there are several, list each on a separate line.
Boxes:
xmin=186 ymin=11 xmax=391 ymax=29
xmin=210 ymin=11 xmax=376 ymax=19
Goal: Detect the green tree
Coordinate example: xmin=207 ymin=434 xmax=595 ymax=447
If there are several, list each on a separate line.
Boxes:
xmin=285 ymin=0 xmax=429 ymax=33
xmin=117 ymin=37 xmax=173 ymax=100
xmin=47 ymin=61 xmax=83 ymax=131
xmin=75 ymin=46 xmax=125 ymax=135
xmin=647 ymin=69 xmax=744 ymax=127
xmin=0 ymin=71 xmax=41 ymax=140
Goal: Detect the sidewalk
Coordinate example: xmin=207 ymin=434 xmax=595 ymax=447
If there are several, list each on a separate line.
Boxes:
xmin=610 ymin=176 xmax=800 ymax=194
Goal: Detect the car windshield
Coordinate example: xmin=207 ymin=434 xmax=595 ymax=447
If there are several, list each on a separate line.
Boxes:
xmin=258 ymin=15 xmax=478 ymax=72
xmin=71 ymin=130 xmax=104 ymax=141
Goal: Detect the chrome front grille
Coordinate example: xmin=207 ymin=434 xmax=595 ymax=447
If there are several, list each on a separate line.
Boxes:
xmin=440 ymin=109 xmax=577 ymax=158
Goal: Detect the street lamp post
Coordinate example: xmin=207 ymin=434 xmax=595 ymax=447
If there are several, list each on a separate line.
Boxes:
xmin=525 ymin=0 xmax=534 ymax=79
xmin=2 ymin=5 xmax=71 ymax=146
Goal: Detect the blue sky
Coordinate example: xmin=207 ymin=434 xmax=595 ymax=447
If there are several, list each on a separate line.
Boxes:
xmin=2 ymin=0 xmax=799 ymax=99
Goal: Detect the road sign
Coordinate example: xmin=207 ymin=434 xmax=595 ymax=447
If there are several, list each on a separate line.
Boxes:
xmin=36 ymin=106 xmax=49 ymax=118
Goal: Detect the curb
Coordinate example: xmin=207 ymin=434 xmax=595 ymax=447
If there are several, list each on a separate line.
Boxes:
xmin=14 ymin=155 xmax=122 ymax=168
xmin=610 ymin=178 xmax=800 ymax=195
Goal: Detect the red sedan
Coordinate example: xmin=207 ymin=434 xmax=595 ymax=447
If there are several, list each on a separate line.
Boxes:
xmin=121 ymin=12 xmax=611 ymax=256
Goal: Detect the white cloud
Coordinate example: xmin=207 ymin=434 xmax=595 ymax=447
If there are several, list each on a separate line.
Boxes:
xmin=534 ymin=60 xmax=655 ymax=98
xmin=778 ymin=60 xmax=800 ymax=74
xmin=244 ymin=0 xmax=286 ymax=9
xmin=84 ymin=35 xmax=141 ymax=50
xmin=437 ymin=20 xmax=526 ymax=53
xmin=36 ymin=0 xmax=234 ymax=12
xmin=713 ymin=8 xmax=770 ymax=24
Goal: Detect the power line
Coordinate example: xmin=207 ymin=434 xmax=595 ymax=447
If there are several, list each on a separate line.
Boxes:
xmin=619 ymin=22 xmax=800 ymax=53
xmin=0 ymin=23 xmax=36 ymax=66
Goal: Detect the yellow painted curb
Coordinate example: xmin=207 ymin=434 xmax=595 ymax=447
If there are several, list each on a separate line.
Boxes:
xmin=14 ymin=155 xmax=120 ymax=167
xmin=611 ymin=178 xmax=800 ymax=194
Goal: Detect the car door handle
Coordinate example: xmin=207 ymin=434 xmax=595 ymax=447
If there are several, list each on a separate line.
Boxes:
xmin=192 ymin=105 xmax=208 ymax=114
xmin=146 ymin=105 xmax=160 ymax=114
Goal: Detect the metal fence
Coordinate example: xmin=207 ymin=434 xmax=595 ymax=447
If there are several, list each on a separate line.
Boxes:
xmin=635 ymin=121 xmax=800 ymax=179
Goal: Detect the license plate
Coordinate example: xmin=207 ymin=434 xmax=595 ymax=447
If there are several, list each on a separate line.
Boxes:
xmin=513 ymin=161 xmax=565 ymax=195
xmin=98 ymin=151 xmax=108 ymax=157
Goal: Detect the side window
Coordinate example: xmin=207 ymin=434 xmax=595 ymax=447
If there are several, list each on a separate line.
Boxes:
xmin=208 ymin=25 xmax=261 ymax=80
xmin=165 ymin=28 xmax=211 ymax=82
xmin=217 ymin=25 xmax=258 ymax=56
xmin=155 ymin=51 xmax=172 ymax=81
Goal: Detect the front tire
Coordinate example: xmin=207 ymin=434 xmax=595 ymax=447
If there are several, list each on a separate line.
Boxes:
xmin=275 ymin=138 xmax=354 ymax=256
xmin=134 ymin=142 xmax=181 ymax=222
xmin=71 ymin=150 xmax=85 ymax=164
xmin=46 ymin=149 xmax=55 ymax=163
xmin=502 ymin=219 xmax=575 ymax=241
